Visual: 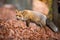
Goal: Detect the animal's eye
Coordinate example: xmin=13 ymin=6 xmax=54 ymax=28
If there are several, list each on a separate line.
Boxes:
xmin=16 ymin=15 xmax=22 ymax=17
xmin=19 ymin=15 xmax=21 ymax=17
xmin=16 ymin=15 xmax=18 ymax=16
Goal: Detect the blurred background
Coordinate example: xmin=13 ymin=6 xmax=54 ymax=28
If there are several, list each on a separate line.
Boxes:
xmin=0 ymin=0 xmax=60 ymax=31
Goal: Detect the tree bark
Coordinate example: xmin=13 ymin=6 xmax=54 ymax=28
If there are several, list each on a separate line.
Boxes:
xmin=52 ymin=0 xmax=58 ymax=25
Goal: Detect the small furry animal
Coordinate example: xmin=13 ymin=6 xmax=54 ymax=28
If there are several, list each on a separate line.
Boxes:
xmin=17 ymin=10 xmax=47 ymax=27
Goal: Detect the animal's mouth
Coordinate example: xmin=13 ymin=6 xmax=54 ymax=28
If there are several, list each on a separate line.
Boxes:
xmin=16 ymin=15 xmax=27 ymax=21
xmin=20 ymin=17 xmax=28 ymax=21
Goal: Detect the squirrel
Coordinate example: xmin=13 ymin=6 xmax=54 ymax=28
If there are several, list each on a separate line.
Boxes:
xmin=16 ymin=10 xmax=47 ymax=27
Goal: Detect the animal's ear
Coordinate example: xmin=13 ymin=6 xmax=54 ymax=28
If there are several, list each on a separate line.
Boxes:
xmin=22 ymin=10 xmax=31 ymax=13
xmin=22 ymin=10 xmax=28 ymax=16
xmin=22 ymin=10 xmax=33 ymax=16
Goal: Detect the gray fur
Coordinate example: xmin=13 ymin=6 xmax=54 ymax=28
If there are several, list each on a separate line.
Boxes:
xmin=32 ymin=11 xmax=47 ymax=25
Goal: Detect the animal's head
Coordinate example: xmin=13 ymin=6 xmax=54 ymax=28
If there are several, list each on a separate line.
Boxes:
xmin=16 ymin=10 xmax=24 ymax=20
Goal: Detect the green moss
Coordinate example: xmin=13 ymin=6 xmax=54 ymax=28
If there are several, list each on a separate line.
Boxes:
xmin=48 ymin=0 xmax=53 ymax=20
